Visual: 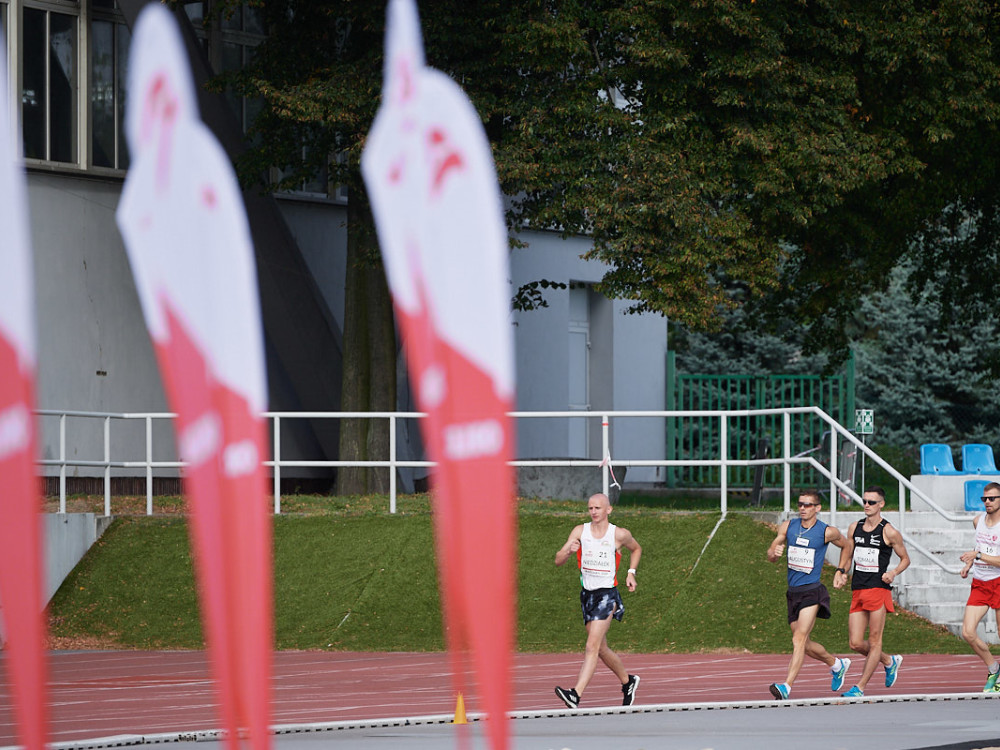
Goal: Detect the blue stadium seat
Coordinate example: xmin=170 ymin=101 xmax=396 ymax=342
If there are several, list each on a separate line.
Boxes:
xmin=962 ymin=443 xmax=998 ymax=474
xmin=965 ymin=479 xmax=991 ymax=512
xmin=920 ymin=443 xmax=963 ymax=475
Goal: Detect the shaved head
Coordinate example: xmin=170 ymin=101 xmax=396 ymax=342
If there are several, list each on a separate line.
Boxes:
xmin=588 ymin=493 xmax=611 ymax=509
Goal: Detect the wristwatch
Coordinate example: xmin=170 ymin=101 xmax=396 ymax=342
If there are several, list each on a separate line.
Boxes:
xmin=836 ymin=567 xmax=846 ymax=574
xmin=976 ymin=551 xmax=983 ymax=561
xmin=627 ymin=568 xmax=636 ymax=575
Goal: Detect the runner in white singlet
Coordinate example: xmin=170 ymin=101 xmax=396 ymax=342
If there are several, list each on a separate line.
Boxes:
xmin=959 ymin=481 xmax=1000 ymax=692
xmin=553 ymin=493 xmax=642 ymax=709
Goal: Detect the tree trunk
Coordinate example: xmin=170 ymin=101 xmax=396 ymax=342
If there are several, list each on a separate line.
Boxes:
xmin=337 ymin=196 xmax=396 ymax=495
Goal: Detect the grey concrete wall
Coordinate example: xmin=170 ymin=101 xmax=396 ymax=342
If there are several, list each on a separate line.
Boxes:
xmin=510 ymin=229 xmax=668 ymax=483
xmin=517 ymin=465 xmax=629 ymax=502
xmin=0 ymin=513 xmax=112 ymax=647
xmin=910 ymin=474 xmax=1000 ymax=512
xmin=25 ymin=171 xmax=351 ymax=479
xmin=28 ymin=172 xmax=178 ymax=477
xmin=610 ymin=297 xmax=667 ymax=484
xmin=43 ymin=513 xmax=114 ymax=603
xmin=276 ymin=197 xmax=349 ymax=335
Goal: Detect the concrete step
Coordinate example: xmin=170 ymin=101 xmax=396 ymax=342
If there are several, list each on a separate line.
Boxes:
xmin=893 ymin=511 xmax=976 ymax=530
xmin=903 ymin=565 xmax=964 ymax=585
xmin=905 ymin=529 xmax=972 ymax=549
xmin=902 ymin=583 xmax=972 ymax=605
xmin=905 ymin=603 xmax=999 ymax=644
xmin=907 ymin=601 xmax=969 ymax=625
xmin=816 ymin=510 xmax=973 ymax=534
xmin=906 ymin=540 xmax=967 ymax=563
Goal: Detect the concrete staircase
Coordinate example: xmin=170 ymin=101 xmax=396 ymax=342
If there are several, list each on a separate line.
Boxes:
xmin=884 ymin=511 xmax=998 ymax=645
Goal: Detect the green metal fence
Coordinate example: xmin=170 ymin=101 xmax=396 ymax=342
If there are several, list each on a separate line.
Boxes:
xmin=665 ymin=352 xmax=855 ymax=488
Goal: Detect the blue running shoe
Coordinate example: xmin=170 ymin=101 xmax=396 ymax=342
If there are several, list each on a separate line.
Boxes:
xmin=842 ymin=685 xmax=864 ymax=697
xmin=831 ymin=658 xmax=852 ymax=692
xmin=983 ymin=670 xmax=999 ymax=693
xmin=884 ymin=654 xmax=903 ymax=688
xmin=769 ymin=682 xmax=790 ymax=700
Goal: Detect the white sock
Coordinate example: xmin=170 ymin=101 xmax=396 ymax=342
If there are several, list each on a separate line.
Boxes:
xmin=990 ymin=662 xmax=999 ymax=675
xmin=831 ymin=658 xmax=843 ymax=673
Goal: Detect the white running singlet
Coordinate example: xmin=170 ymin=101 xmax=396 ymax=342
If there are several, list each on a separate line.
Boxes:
xmin=578 ymin=522 xmax=620 ymax=590
xmin=973 ymin=514 xmax=1000 ymax=582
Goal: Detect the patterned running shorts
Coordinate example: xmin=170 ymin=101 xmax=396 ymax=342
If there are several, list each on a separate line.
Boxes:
xmin=580 ymin=586 xmax=625 ymax=624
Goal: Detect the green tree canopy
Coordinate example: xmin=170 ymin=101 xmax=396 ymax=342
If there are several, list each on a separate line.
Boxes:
xmin=674 ymin=257 xmax=1000 ymax=451
xmin=231 ymin=0 xmax=1000 ymax=339
xmin=221 ymin=0 xmax=1000 ymax=487
xmin=853 ymin=259 xmax=1000 ymax=448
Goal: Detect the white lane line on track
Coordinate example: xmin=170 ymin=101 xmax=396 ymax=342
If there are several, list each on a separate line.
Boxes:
xmin=9 ymin=692 xmax=999 ymax=750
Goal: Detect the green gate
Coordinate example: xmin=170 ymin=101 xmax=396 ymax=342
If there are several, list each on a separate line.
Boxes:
xmin=665 ymin=352 xmax=855 ymax=488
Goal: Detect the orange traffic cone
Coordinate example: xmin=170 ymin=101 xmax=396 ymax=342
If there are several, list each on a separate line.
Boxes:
xmin=452 ymin=692 xmax=468 ymax=724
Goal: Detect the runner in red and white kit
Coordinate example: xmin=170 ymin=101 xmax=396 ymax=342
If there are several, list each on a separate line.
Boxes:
xmin=959 ymin=481 xmax=1000 ymax=692
xmin=554 ymin=492 xmax=642 ymax=708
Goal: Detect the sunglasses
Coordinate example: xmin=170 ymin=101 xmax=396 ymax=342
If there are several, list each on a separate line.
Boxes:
xmin=797 ymin=502 xmax=819 ymax=508
xmin=862 ymin=499 xmax=881 ymax=506
xmin=982 ymin=496 xmax=1000 ymax=503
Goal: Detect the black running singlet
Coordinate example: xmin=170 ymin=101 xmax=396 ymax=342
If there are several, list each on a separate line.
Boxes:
xmin=851 ymin=518 xmax=893 ymax=590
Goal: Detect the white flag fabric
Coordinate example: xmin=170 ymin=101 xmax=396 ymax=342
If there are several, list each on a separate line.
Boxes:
xmin=0 ymin=35 xmax=48 ymax=750
xmin=115 ymin=7 xmax=272 ymax=750
xmin=363 ymin=2 xmax=516 ymax=749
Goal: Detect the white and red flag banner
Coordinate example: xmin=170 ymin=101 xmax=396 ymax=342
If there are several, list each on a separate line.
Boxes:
xmin=116 ymin=7 xmax=271 ymax=750
xmin=362 ymin=2 xmax=516 ymax=748
xmin=0 ymin=36 xmax=48 ymax=750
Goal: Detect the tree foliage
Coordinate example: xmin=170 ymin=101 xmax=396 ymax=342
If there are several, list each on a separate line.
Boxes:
xmin=229 ymin=0 xmax=1000 ymax=347
xmin=853 ymin=259 xmax=1000 ymax=448
xmin=674 ymin=258 xmax=1000 ymax=451
xmin=670 ymin=286 xmax=832 ymax=376
xmin=219 ymin=0 xmax=1000 ymax=485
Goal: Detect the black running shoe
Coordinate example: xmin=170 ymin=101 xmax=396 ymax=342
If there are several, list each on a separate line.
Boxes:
xmin=622 ymin=674 xmax=640 ymax=706
xmin=555 ymin=686 xmax=580 ymax=708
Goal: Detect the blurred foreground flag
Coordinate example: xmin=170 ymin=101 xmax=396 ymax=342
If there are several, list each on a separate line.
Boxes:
xmin=0 ymin=35 xmax=48 ymax=750
xmin=115 ymin=7 xmax=271 ymax=750
xmin=362 ymin=2 xmax=516 ymax=748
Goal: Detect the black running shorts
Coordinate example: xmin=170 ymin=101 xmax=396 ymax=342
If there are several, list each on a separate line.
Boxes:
xmin=786 ymin=583 xmax=832 ymax=623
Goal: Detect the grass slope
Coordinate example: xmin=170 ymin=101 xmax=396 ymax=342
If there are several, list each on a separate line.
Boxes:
xmin=48 ymin=504 xmax=973 ymax=654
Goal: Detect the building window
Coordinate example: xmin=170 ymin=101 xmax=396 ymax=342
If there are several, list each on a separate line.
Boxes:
xmin=184 ymin=1 xmax=264 ymax=135
xmin=220 ymin=3 xmax=263 ymax=36
xmin=22 ymin=5 xmax=79 ymax=163
xmin=221 ymin=38 xmax=261 ymax=135
xmin=220 ymin=0 xmax=265 ymax=127
xmin=89 ymin=13 xmax=129 ymax=169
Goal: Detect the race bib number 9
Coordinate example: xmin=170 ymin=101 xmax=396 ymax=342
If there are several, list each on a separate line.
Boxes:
xmin=853 ymin=546 xmax=880 ymax=573
xmin=787 ymin=545 xmax=815 ymax=574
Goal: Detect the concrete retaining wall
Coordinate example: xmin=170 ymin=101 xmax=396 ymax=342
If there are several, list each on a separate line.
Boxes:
xmin=0 ymin=513 xmax=112 ymax=647
xmin=43 ymin=514 xmax=114 ymax=604
xmin=517 ymin=465 xmax=627 ymax=503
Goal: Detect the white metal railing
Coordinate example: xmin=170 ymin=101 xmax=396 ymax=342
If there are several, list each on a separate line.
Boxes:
xmin=36 ymin=407 xmax=969 ymax=574
xmin=37 ymin=410 xmax=182 ymax=517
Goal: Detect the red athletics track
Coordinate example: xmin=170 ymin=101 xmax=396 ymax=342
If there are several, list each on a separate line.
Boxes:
xmin=0 ymin=651 xmax=991 ymax=746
